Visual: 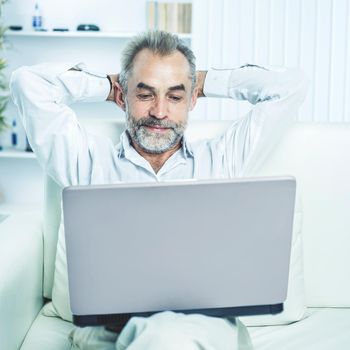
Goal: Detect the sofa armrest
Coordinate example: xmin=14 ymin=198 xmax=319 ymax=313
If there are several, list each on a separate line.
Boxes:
xmin=0 ymin=213 xmax=44 ymax=350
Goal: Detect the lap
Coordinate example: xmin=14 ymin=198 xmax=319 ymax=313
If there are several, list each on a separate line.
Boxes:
xmin=70 ymin=312 xmax=253 ymax=350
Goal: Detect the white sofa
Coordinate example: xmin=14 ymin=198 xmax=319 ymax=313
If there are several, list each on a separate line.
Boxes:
xmin=1 ymin=120 xmax=350 ymax=349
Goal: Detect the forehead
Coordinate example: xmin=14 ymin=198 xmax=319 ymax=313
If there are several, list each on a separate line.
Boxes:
xmin=129 ymin=49 xmax=191 ymax=87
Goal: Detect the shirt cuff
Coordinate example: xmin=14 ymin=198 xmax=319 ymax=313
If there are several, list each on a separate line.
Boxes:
xmin=203 ymin=68 xmax=232 ymax=98
xmin=29 ymin=62 xmax=110 ymax=102
xmin=73 ymin=63 xmax=111 ymax=102
xmin=81 ymin=72 xmax=111 ymax=102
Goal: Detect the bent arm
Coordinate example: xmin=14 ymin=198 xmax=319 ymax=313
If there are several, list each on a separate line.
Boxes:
xmin=203 ymin=65 xmax=308 ymax=176
xmin=10 ymin=63 xmax=112 ymax=187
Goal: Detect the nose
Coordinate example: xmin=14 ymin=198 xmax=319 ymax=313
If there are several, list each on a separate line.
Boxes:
xmin=149 ymin=97 xmax=168 ymax=119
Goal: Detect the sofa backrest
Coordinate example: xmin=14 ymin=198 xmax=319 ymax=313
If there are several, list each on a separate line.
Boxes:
xmin=248 ymin=123 xmax=350 ymax=307
xmin=42 ymin=120 xmax=350 ymax=307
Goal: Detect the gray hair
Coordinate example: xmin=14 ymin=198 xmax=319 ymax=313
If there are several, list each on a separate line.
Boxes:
xmin=119 ymin=30 xmax=196 ymax=93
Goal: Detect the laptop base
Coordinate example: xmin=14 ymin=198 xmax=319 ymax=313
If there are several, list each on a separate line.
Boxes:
xmin=73 ymin=303 xmax=283 ymax=327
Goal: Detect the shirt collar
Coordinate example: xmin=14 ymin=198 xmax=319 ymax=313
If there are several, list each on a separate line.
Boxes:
xmin=181 ymin=135 xmax=194 ymax=159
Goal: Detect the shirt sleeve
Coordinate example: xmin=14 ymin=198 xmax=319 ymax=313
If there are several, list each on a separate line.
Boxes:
xmin=204 ymin=65 xmax=308 ymax=177
xmin=10 ymin=62 xmax=112 ymax=187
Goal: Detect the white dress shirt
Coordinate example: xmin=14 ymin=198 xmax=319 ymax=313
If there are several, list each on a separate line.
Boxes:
xmin=10 ymin=62 xmax=307 ymax=187
xmin=10 ymin=62 xmax=307 ymax=349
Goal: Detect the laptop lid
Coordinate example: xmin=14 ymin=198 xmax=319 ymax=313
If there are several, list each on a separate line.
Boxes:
xmin=62 ymin=177 xmax=296 ymax=326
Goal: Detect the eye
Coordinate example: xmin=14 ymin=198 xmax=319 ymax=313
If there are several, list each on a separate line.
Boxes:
xmin=137 ymin=94 xmax=154 ymax=101
xmin=169 ymin=95 xmax=182 ymax=102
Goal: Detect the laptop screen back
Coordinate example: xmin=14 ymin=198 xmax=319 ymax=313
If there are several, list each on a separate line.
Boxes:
xmin=62 ymin=177 xmax=296 ymax=326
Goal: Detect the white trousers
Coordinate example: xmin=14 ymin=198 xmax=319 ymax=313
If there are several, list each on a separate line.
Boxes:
xmin=69 ymin=312 xmax=253 ymax=350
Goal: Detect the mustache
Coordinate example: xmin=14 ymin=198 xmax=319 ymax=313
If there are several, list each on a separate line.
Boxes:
xmin=135 ymin=117 xmax=178 ymax=129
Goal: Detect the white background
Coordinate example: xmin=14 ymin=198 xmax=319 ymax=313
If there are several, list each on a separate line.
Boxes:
xmin=0 ymin=0 xmax=349 ymax=208
xmin=3 ymin=0 xmax=350 ymax=126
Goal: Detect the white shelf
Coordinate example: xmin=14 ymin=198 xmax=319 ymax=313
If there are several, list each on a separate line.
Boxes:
xmin=0 ymin=203 xmax=42 ymax=215
xmin=6 ymin=30 xmax=136 ymax=39
xmin=5 ymin=31 xmax=192 ymax=40
xmin=0 ymin=150 xmax=36 ymax=159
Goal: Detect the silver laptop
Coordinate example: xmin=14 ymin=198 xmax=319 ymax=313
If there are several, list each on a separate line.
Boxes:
xmin=62 ymin=177 xmax=296 ymax=326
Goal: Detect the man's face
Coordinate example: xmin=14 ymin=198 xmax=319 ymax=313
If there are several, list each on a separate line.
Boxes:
xmin=124 ymin=49 xmax=197 ymax=154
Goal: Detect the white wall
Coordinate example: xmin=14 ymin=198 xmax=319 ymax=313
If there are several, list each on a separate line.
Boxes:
xmin=191 ymin=0 xmax=350 ymax=123
xmin=3 ymin=0 xmax=349 ymax=125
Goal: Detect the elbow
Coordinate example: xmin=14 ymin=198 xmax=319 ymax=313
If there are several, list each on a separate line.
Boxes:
xmin=10 ymin=66 xmax=32 ymax=103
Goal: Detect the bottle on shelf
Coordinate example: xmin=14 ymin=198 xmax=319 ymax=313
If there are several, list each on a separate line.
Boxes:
xmin=32 ymin=2 xmax=43 ymax=31
xmin=11 ymin=119 xmax=18 ymax=147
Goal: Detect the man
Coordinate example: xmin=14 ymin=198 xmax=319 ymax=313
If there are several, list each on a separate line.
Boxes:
xmin=11 ymin=31 xmax=307 ymax=349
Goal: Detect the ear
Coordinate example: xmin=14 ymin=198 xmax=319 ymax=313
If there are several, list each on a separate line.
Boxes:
xmin=189 ymin=87 xmax=199 ymax=111
xmin=114 ymin=82 xmax=126 ymax=111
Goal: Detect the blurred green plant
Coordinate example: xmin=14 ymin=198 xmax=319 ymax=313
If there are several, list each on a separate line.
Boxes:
xmin=0 ymin=0 xmax=9 ymax=133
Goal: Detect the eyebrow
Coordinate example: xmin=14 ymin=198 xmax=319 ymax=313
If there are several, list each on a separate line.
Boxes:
xmin=168 ymin=84 xmax=186 ymax=92
xmin=136 ymin=82 xmax=155 ymax=92
xmin=136 ymin=82 xmax=186 ymax=93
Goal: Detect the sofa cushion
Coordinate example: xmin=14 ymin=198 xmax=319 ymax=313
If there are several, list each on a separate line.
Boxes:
xmin=21 ymin=303 xmax=75 ymax=350
xmin=237 ymin=118 xmax=307 ymax=326
xmin=248 ymin=308 xmax=350 ymax=350
xmin=0 ymin=213 xmax=44 ymax=350
xmin=22 ymin=306 xmax=350 ymax=350
xmin=243 ymin=123 xmax=350 ymax=306
xmin=239 ymin=203 xmax=305 ymax=326
xmin=46 ymin=221 xmax=73 ymax=321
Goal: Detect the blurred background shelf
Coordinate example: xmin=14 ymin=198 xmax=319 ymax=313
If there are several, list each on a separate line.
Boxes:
xmin=0 ymin=150 xmax=36 ymax=159
xmin=5 ymin=31 xmax=192 ymax=39
xmin=0 ymin=0 xmax=194 ymax=210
